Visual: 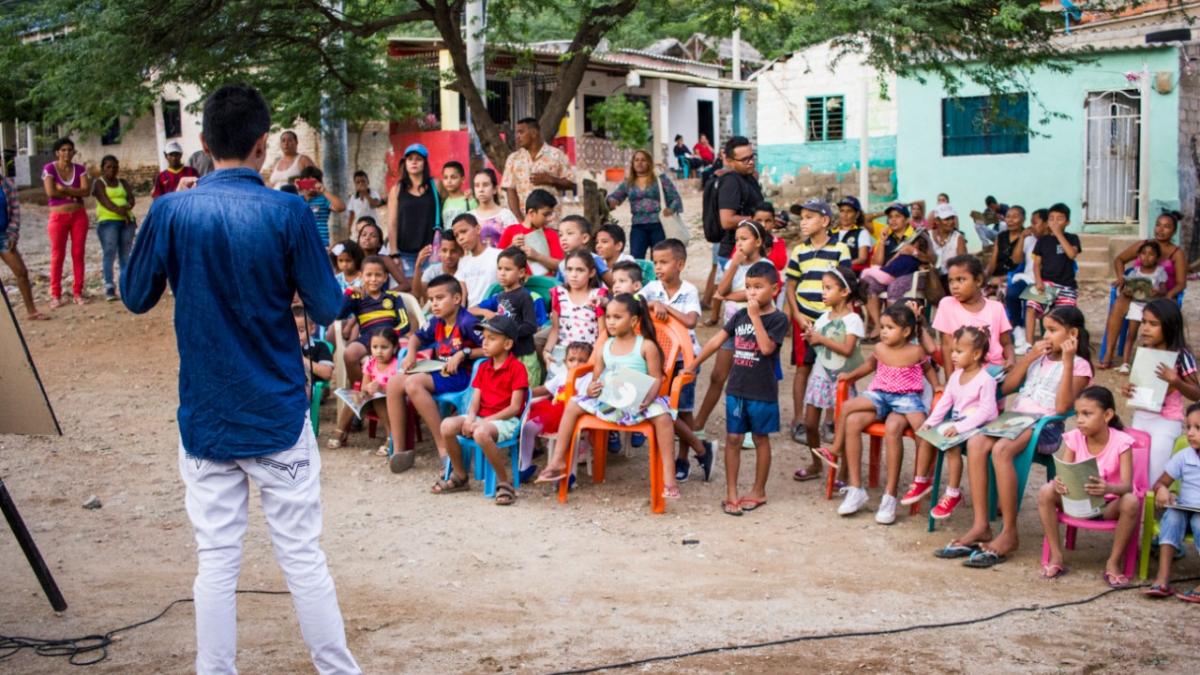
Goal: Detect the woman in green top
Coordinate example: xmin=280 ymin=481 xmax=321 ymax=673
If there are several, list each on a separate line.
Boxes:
xmin=92 ymin=155 xmax=136 ymax=301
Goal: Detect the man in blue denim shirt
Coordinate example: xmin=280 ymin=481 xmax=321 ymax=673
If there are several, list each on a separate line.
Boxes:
xmin=122 ymin=84 xmax=360 ymax=675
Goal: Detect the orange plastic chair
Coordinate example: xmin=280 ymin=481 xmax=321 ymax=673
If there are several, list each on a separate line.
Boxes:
xmin=555 ymin=317 xmax=696 ymax=514
xmin=826 ymin=379 xmax=942 ymax=516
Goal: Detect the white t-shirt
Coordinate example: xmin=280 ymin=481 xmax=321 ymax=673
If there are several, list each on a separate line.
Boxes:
xmin=722 ymin=262 xmax=752 ymax=324
xmin=641 ymin=279 xmax=702 ymax=355
xmin=543 ymin=369 xmax=593 ymax=400
xmin=1012 ymin=235 xmax=1039 ymax=284
xmin=347 ymin=189 xmax=382 ymax=225
xmin=455 ymin=246 xmax=500 ymax=307
xmin=811 ymin=311 xmax=866 ymax=379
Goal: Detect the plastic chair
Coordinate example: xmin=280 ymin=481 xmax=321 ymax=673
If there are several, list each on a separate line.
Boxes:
xmin=1138 ymin=434 xmax=1193 ymax=579
xmin=636 ymin=259 xmax=657 ymax=283
xmin=554 ymin=317 xmax=695 ymax=514
xmin=398 ymin=291 xmax=428 ymax=332
xmin=985 ymin=411 xmax=1074 ymax=524
xmin=308 ymin=339 xmax=335 ymax=436
xmin=1098 ymin=286 xmax=1184 ymax=365
xmin=480 ymin=284 xmax=549 ymax=327
xmin=444 ymin=387 xmax=534 ymax=498
xmin=1041 ymin=428 xmax=1149 ymax=580
xmin=524 ymin=275 xmax=561 ymax=307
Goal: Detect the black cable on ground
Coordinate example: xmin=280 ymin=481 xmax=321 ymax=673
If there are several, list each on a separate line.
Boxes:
xmin=546 ymin=575 xmax=1200 ymax=675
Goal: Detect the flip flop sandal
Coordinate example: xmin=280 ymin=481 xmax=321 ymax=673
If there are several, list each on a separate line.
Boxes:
xmin=738 ymin=497 xmax=767 ymax=511
xmin=662 ymin=485 xmax=681 ymax=500
xmin=933 ymin=542 xmax=979 ymax=559
xmin=494 ymin=483 xmax=517 ymax=506
xmin=721 ymin=499 xmax=743 ymax=516
xmin=1103 ymin=571 xmax=1129 ymax=588
xmin=811 ymin=446 xmax=840 ymax=471
xmin=1040 ymin=563 xmax=1068 ymax=579
xmin=963 ymin=549 xmax=1006 ymax=568
xmin=534 ymin=469 xmax=568 ymax=484
xmin=793 ymin=467 xmax=822 ymax=482
xmin=374 ymin=445 xmax=389 ymax=457
xmin=1177 ymin=589 xmax=1200 ymax=603
xmin=431 ymin=474 xmax=469 ymax=494
xmin=1142 ymin=584 xmax=1176 ymax=598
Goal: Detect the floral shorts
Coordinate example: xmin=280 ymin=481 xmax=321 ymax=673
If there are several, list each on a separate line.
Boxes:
xmin=804 ymin=367 xmax=856 ymax=410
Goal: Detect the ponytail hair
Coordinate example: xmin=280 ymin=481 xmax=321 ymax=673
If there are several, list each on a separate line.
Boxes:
xmin=611 ymin=293 xmax=663 ymax=362
xmin=1045 ymin=305 xmax=1092 ymax=365
xmin=953 ymin=325 xmax=990 ymax=358
xmin=1077 ymin=386 xmax=1124 ymax=430
xmin=737 ymin=218 xmax=773 ymax=258
xmin=823 ymin=265 xmax=863 ymax=304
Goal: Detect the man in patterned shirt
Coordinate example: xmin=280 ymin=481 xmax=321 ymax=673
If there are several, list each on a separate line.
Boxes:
xmin=501 ymin=117 xmax=576 ymax=215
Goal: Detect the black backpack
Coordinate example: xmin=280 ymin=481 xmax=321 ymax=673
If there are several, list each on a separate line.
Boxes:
xmin=702 ymin=172 xmax=726 ymax=244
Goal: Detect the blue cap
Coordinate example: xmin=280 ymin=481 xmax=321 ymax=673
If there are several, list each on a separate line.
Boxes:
xmin=836 ymin=195 xmax=862 ymax=212
xmin=800 ymin=199 xmax=833 ymax=219
xmin=403 ymin=143 xmax=429 ymax=159
xmin=884 ymin=201 xmax=911 ymax=219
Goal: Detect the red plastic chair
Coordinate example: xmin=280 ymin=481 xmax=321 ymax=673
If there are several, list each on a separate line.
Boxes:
xmin=1040 ymin=428 xmax=1150 ymax=580
xmin=555 ymin=317 xmax=696 ymax=514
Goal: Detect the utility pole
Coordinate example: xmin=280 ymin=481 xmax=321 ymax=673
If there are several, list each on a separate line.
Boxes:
xmin=731 ymin=10 xmax=743 ymax=137
xmin=465 ymin=0 xmax=487 ymax=172
xmin=320 ymin=0 xmax=351 ymax=241
xmin=859 ymin=74 xmax=869 ymax=209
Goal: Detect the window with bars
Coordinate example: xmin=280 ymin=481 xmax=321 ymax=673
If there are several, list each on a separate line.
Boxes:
xmin=162 ymin=100 xmax=182 ymax=139
xmin=941 ymin=94 xmax=1029 ymax=156
xmin=806 ymin=95 xmax=844 ymax=142
xmin=100 ymin=118 xmax=121 ymax=146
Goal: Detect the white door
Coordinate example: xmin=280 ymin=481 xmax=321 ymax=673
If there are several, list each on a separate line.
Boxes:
xmin=1083 ymin=90 xmax=1140 ymax=224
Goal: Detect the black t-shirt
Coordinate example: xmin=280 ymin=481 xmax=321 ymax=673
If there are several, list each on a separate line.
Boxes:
xmin=723 ymin=308 xmax=789 ymax=401
xmin=993 ymin=229 xmax=1021 ymax=277
xmin=302 ymin=340 xmax=334 ymax=382
xmin=715 ymin=172 xmax=763 ymax=258
xmin=1034 ymin=232 xmax=1081 ymax=288
xmin=493 ymin=288 xmax=537 ymax=357
xmin=393 ymin=186 xmax=436 ymax=255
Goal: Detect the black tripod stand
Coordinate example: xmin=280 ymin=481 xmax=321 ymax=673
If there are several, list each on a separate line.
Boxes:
xmin=1 ymin=478 xmax=66 ymax=611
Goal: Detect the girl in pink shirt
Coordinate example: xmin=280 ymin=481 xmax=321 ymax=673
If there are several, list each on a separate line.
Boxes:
xmin=932 ymin=255 xmax=1013 ymax=374
xmin=330 ymin=330 xmax=399 ymax=456
xmin=1037 ymin=386 xmax=1139 ymax=586
xmin=903 ymin=326 xmax=999 ymax=519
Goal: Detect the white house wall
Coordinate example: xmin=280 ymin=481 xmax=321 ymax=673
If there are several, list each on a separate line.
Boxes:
xmin=666 ymin=82 xmax=720 ymax=157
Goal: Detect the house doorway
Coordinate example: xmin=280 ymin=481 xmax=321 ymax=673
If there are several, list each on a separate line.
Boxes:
xmin=1083 ymin=89 xmax=1141 ymax=226
xmin=697 ymin=100 xmax=714 ymax=147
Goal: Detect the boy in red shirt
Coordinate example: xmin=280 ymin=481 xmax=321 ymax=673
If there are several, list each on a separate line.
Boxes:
xmin=433 ymin=315 xmax=529 ymax=505
xmin=499 ymin=189 xmax=563 ymax=276
xmin=151 ymin=141 xmax=199 ymax=198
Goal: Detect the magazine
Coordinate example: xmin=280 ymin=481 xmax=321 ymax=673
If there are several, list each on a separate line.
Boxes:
xmin=979 ymin=411 xmax=1039 ymax=440
xmin=1122 ymin=277 xmax=1158 ymax=302
xmin=1167 ymin=502 xmax=1200 ymax=514
xmin=406 ymin=359 xmax=447 ymax=374
xmin=1129 ymin=348 xmax=1178 ymax=412
xmin=1019 ymin=284 xmax=1059 ymax=306
xmin=523 ymin=227 xmax=552 ymax=275
xmin=593 ymin=368 xmax=657 ymax=417
xmin=916 ymin=421 xmax=977 ymax=451
xmin=333 ymin=388 xmax=386 ymax=419
xmin=1053 ymin=455 xmax=1105 ymax=519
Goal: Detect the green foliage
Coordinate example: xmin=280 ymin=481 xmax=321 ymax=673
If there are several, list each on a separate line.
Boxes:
xmin=589 ymin=94 xmax=650 ymax=151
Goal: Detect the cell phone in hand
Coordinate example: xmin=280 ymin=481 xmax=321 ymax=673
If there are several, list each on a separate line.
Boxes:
xmin=296 ymin=178 xmax=319 ymax=192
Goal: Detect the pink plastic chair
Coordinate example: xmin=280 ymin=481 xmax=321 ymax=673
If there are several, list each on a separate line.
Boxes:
xmin=1040 ymin=428 xmax=1150 ymax=579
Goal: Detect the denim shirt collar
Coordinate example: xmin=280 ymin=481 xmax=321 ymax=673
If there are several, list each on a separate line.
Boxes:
xmin=198 ymin=167 xmax=267 ymax=188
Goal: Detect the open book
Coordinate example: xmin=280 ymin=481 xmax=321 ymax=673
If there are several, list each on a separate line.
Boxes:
xmin=1122 ymin=278 xmax=1159 ymax=302
xmin=406 ymin=359 xmax=446 ymax=374
xmin=1129 ymin=348 xmax=1178 ymax=413
xmin=979 ymin=411 xmax=1038 ymax=440
xmin=916 ymin=421 xmax=978 ymax=451
xmin=1167 ymin=502 xmax=1200 ymax=514
xmin=1053 ymin=455 xmax=1105 ymax=519
xmin=523 ymin=227 xmax=552 ymax=276
xmin=592 ymin=368 xmax=657 ymax=418
xmin=1019 ymin=284 xmax=1059 ymax=306
xmin=333 ymin=388 xmax=386 ymax=419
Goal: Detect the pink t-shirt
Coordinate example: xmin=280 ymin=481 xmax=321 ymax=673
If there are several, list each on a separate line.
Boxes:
xmin=1012 ymin=355 xmax=1093 ymax=415
xmin=1061 ymin=428 xmax=1133 ymax=496
xmin=932 ymin=296 xmax=1012 ymax=366
xmin=363 ymin=357 xmax=398 ymax=389
xmin=926 ymin=367 xmax=999 ymax=432
xmin=42 ymin=162 xmax=86 ymax=207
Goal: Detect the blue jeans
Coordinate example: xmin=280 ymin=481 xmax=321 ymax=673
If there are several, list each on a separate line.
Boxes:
xmin=1158 ymin=507 xmax=1200 ymax=553
xmin=1005 ymin=277 xmax=1028 ymax=327
xmin=96 ymin=220 xmax=134 ymax=293
xmin=630 ymin=221 xmax=665 ymax=260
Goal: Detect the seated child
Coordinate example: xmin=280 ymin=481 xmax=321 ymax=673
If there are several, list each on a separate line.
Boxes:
xmin=328 ymin=329 xmax=399 ymax=454
xmin=863 ymin=205 xmax=930 ymax=341
xmin=499 ymin=189 xmax=563 ymax=277
xmin=1116 ymin=240 xmax=1170 ymax=373
xmin=904 ymin=326 xmax=999 ymax=519
xmin=932 ymin=254 xmax=1015 ymax=377
xmin=434 ymin=315 xmax=529 ymax=505
xmin=520 ymin=342 xmax=594 ymax=481
xmin=336 ymin=255 xmax=413 ymax=387
xmin=385 ymin=275 xmax=480 ymax=473
xmin=536 ymin=295 xmax=681 ymax=499
xmin=471 ymin=247 xmax=542 ymax=385
xmin=610 ymin=260 xmax=643 ymax=295
xmin=294 ymin=305 xmax=334 ymax=398
xmin=692 ymin=262 xmax=789 ymax=515
xmin=1024 ymin=202 xmax=1081 ymax=343
xmin=412 ymin=231 xmax=462 ymax=302
xmin=1037 ymin=386 xmax=1139 ymax=586
xmin=1144 ymin=402 xmax=1200 ymax=601
xmin=452 ymin=213 xmax=500 ymax=307
xmin=331 ymin=240 xmax=364 ymax=293
xmin=556 ymin=215 xmax=613 ymax=287
xmin=595 ymin=223 xmax=636 ymax=271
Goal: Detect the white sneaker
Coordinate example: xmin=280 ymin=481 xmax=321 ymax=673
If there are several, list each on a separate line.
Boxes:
xmin=1014 ymin=340 xmax=1030 ymax=356
xmin=837 ymin=487 xmax=869 ymax=516
xmin=875 ymin=494 xmax=898 ymax=525
xmin=1013 ymin=326 xmax=1025 ymax=345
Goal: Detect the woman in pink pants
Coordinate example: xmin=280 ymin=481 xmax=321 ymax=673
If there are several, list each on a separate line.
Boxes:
xmin=42 ymin=138 xmax=92 ymax=307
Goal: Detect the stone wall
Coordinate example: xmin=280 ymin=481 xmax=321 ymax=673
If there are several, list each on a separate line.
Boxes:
xmin=762 ymin=165 xmax=896 ymax=210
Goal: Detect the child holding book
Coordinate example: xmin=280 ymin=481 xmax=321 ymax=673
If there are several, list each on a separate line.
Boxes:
xmin=814 ymin=303 xmax=935 ymax=524
xmin=1024 ymin=202 xmax=1081 ymax=343
xmin=470 ymin=168 xmax=517 ymax=248
xmin=435 ymin=316 xmax=529 ymax=505
xmin=499 ymin=189 xmax=563 ymax=277
xmin=385 ymin=275 xmax=481 ymax=473
xmin=943 ymin=306 xmax=1093 ymax=568
xmin=536 ymin=295 xmax=680 ymax=499
xmin=692 ymin=262 xmax=789 ymax=515
xmin=328 ymin=329 xmax=400 ymax=455
xmin=1143 ymin=402 xmax=1200 ymax=601
xmin=520 ymin=342 xmax=594 ymax=482
xmin=1119 ymin=299 xmax=1200 ymax=481
xmin=1116 ymin=241 xmax=1170 ymax=373
xmin=1036 ymin=386 xmax=1139 ymax=586
xmin=294 ymin=305 xmax=334 ymax=398
xmin=903 ymin=326 xmax=999 ymax=519
xmin=336 ymin=255 xmax=413 ymax=388
xmin=471 ymin=247 xmax=542 ymax=385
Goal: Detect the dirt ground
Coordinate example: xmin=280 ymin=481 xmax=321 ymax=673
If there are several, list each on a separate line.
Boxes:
xmin=1 ymin=183 xmax=1198 ymax=674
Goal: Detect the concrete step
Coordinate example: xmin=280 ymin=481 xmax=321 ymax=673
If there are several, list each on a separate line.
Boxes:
xmin=1076 ymin=260 xmax=1111 ymax=283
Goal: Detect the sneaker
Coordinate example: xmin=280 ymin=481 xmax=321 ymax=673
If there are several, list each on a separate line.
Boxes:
xmin=631 ymin=432 xmax=646 ymax=448
xmin=696 ymin=441 xmax=715 ymax=482
xmin=518 ymin=463 xmax=539 ymax=484
xmin=105 ymin=291 xmax=118 ymax=302
xmin=1014 ymin=340 xmax=1030 ymax=356
xmin=875 ymin=494 xmax=898 ymax=524
xmin=900 ymin=480 xmax=932 ymax=506
xmin=742 ymin=433 xmax=755 ymax=449
xmin=822 ymin=423 xmax=835 ymax=444
xmin=674 ymin=457 xmax=691 ymax=482
xmin=931 ymin=492 xmax=963 ymax=519
xmin=837 ymin=487 xmax=869 ymax=516
xmin=608 ymin=431 xmax=621 ymax=454
xmin=790 ymin=422 xmax=806 ymax=444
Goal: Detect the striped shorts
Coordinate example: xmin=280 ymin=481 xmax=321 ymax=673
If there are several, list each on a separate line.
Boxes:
xmin=1025 ymin=282 xmax=1077 ymax=316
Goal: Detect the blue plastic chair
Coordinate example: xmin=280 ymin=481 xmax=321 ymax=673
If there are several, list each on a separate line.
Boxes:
xmin=443 ymin=387 xmax=533 ymax=498
xmin=987 ymin=411 xmax=1073 ymax=525
xmin=1098 ymin=286 xmax=1185 ymax=365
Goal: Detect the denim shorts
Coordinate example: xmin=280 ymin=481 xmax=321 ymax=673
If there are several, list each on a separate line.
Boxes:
xmin=726 ymin=395 xmax=780 ymax=436
xmin=1158 ymin=507 xmax=1200 ymax=553
xmin=863 ymin=390 xmax=927 ymax=419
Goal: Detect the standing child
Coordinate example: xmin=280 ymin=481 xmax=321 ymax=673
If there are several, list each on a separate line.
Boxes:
xmin=328 ymin=330 xmax=400 ymax=455
xmin=499 ymin=189 xmax=563 ymax=277
xmin=470 ymin=168 xmax=518 ymax=248
xmin=330 ymin=240 xmax=364 ymax=293
xmin=1037 ymin=387 xmax=1140 ymax=586
xmin=335 ymin=255 xmax=413 ymax=388
xmin=387 ymin=275 xmax=481 ymax=473
xmin=1120 ymin=299 xmax=1200 ymax=481
xmin=439 ymin=161 xmax=477 ymax=244
xmin=412 ymin=232 xmax=462 ymax=302
xmin=693 ymin=262 xmax=790 ymax=514
xmin=346 ymin=170 xmax=384 ymax=230
xmin=297 ymin=166 xmax=347 ymax=247
xmin=1025 ymin=202 xmax=1081 ymax=343
xmin=1116 ymin=241 xmax=1170 ymax=373
xmin=791 ymin=267 xmax=865 ymax=482
xmin=536 ymin=295 xmax=680 ymax=499
xmin=944 ymin=306 xmax=1093 ymax=567
xmin=451 ymin=213 xmax=500 ymax=307
xmin=815 ymin=303 xmax=934 ymax=523
xmin=471 ymin=247 xmax=542 ymax=386
xmin=932 ymin=254 xmax=1015 ymax=377
xmin=543 ymin=251 xmax=608 ymax=374
xmin=556 ymin=216 xmax=613 ymax=287
xmin=435 ymin=316 xmax=529 ymax=505
xmin=520 ymin=342 xmax=594 ymax=482
xmin=903 ymin=326 xmax=999 ymax=519
xmin=595 ymin=224 xmax=635 ymax=271
xmin=92 ymin=155 xmax=136 ymax=301
xmin=1143 ymin=402 xmax=1200 ymax=601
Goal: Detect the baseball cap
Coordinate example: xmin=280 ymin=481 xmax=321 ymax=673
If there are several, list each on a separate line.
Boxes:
xmin=884 ymin=202 xmax=911 ymax=219
xmin=479 ymin=315 xmax=518 ymax=340
xmin=931 ymin=203 xmax=958 ymax=220
xmin=403 ymin=143 xmax=429 ymax=159
xmin=164 ymin=140 xmax=183 ymax=155
xmin=799 ymin=199 xmax=833 ymax=219
xmin=836 ymin=195 xmax=862 ymax=212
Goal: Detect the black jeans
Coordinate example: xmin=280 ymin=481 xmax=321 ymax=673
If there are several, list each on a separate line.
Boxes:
xmin=630 ymin=221 xmax=666 ymax=260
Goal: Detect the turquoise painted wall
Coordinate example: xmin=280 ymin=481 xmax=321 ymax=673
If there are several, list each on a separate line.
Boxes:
xmin=759 ymin=135 xmax=898 ymax=199
xmin=896 ymin=47 xmax=1179 ymax=247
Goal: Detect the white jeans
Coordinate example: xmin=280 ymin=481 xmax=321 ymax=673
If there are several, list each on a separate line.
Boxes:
xmin=1132 ymin=409 xmax=1183 ymax=483
xmin=179 ymin=418 xmax=361 ymax=675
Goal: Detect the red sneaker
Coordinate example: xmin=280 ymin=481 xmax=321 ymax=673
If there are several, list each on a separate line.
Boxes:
xmin=900 ymin=480 xmax=932 ymax=506
xmin=931 ymin=492 xmax=963 ymax=519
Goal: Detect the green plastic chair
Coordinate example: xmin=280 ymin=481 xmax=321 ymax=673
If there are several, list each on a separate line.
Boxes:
xmin=986 ymin=411 xmax=1072 ymax=525
xmin=636 ymin=259 xmax=656 ymax=283
xmin=525 ymin=275 xmax=561 ymax=306
xmin=308 ymin=339 xmax=335 ymax=436
xmin=1138 ymin=435 xmax=1193 ymax=580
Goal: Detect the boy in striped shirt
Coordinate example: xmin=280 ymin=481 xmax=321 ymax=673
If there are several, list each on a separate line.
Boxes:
xmin=298 ymin=165 xmax=345 ymax=247
xmin=783 ymin=199 xmax=851 ymax=441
